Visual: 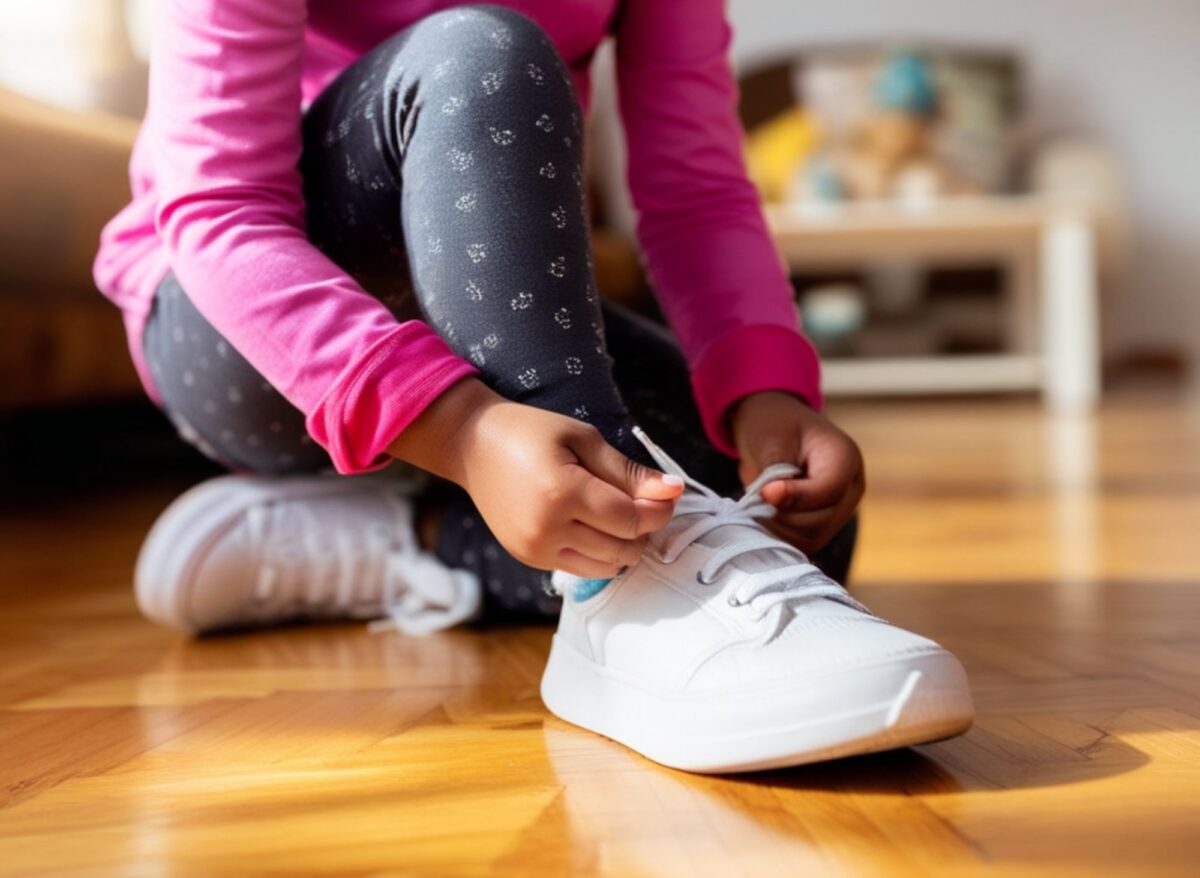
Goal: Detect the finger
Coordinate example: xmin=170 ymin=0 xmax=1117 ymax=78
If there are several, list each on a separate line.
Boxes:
xmin=776 ymin=473 xmax=862 ymax=529
xmin=772 ymin=481 xmax=862 ymax=551
xmin=760 ymin=476 xmax=841 ymax=512
xmin=575 ymin=474 xmax=677 ymax=538
xmin=632 ymin=496 xmax=677 ymax=535
xmin=773 ymin=506 xmax=841 ymax=531
xmin=761 ymin=442 xmax=861 ymax=510
xmin=760 ymin=477 xmax=806 ymax=510
xmin=570 ymin=430 xmax=684 ymax=501
xmin=797 ymin=438 xmax=864 ymax=509
xmin=564 ymin=522 xmax=647 ymax=569
xmin=556 ymin=547 xmax=626 ymax=580
xmin=813 ymin=484 xmax=864 ymax=546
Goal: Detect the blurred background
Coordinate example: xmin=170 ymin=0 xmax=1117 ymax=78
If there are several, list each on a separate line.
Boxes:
xmin=1 ymin=0 xmax=1198 ymax=499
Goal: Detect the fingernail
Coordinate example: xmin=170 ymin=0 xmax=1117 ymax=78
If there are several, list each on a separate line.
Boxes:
xmin=660 ymin=474 xmax=684 ymax=487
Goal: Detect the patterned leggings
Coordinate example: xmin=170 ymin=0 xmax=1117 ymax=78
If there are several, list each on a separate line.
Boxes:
xmin=143 ymin=6 xmax=856 ymax=620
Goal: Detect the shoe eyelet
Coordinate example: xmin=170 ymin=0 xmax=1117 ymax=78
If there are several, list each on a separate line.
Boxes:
xmin=695 ymin=572 xmax=711 ymax=586
xmin=727 ymin=595 xmax=742 ymax=607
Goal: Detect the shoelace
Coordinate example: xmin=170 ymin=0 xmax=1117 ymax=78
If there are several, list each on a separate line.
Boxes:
xmin=248 ymin=500 xmax=387 ymax=616
xmin=247 ymin=491 xmax=479 ymax=635
xmin=370 ymin=552 xmax=480 ymax=637
xmin=634 ymin=427 xmax=870 ymax=621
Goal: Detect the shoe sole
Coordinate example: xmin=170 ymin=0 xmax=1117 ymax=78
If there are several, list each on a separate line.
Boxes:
xmin=541 ymin=637 xmax=975 ymax=773
xmin=134 ymin=475 xmax=354 ymax=632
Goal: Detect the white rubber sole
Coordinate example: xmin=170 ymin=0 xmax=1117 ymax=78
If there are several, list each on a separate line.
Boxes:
xmin=540 ymin=636 xmax=975 ymax=773
xmin=134 ymin=475 xmax=354 ymax=632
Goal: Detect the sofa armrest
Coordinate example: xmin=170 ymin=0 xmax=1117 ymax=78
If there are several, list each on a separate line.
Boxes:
xmin=0 ymin=87 xmax=137 ymax=296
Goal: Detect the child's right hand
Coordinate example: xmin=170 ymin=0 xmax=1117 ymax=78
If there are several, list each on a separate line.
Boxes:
xmin=388 ymin=378 xmax=683 ymax=577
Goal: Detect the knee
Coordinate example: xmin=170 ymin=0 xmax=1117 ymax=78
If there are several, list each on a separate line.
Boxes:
xmin=411 ymin=5 xmax=574 ymax=100
xmin=419 ymin=5 xmax=557 ymax=53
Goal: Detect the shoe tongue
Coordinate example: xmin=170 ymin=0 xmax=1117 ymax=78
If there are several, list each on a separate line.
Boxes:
xmin=668 ymin=503 xmax=800 ymax=577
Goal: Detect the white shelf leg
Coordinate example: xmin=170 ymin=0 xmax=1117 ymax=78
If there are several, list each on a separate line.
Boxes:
xmin=1041 ymin=211 xmax=1101 ymax=412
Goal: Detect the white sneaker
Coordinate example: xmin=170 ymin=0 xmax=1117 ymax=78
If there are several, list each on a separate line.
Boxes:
xmin=135 ymin=474 xmax=481 ymax=635
xmin=541 ymin=428 xmax=974 ymax=773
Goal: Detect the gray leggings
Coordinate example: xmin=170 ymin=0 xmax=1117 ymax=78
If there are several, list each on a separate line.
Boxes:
xmin=144 ymin=6 xmax=856 ymax=619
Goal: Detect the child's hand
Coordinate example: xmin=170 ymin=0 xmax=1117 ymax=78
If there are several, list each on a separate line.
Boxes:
xmin=729 ymin=390 xmax=864 ymax=554
xmin=390 ymin=379 xmax=682 ymax=578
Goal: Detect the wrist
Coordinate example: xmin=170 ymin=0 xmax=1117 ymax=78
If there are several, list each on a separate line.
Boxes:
xmin=727 ymin=390 xmax=809 ymax=451
xmin=386 ymin=377 xmax=502 ymax=486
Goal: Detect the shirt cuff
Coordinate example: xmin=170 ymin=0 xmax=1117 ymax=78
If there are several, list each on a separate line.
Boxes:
xmin=690 ymin=324 xmax=824 ymax=458
xmin=306 ymin=321 xmax=479 ymax=474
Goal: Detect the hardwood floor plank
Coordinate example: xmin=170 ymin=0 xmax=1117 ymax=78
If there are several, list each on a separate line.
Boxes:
xmin=2 ymin=394 xmax=1198 ymax=875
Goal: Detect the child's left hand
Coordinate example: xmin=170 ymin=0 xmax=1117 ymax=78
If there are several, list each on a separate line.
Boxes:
xmin=728 ymin=391 xmax=865 ymax=554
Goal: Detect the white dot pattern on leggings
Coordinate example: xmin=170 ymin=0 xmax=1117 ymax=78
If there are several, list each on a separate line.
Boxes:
xmin=487 ymin=126 xmax=515 ymax=146
xmin=481 ymin=71 xmax=503 ymax=95
xmin=158 ymin=11 xmax=626 ymax=508
xmin=490 ymin=26 xmax=512 ymax=49
xmin=447 ymin=147 xmax=474 ymax=171
xmin=146 ymin=10 xmax=688 ymax=619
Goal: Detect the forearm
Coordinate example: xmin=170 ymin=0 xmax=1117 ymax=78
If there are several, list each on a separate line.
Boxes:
xmin=385 ymin=377 xmax=503 ymax=486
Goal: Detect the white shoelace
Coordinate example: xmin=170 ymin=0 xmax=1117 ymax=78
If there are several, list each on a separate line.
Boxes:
xmin=248 ymin=500 xmax=387 ymax=616
xmin=635 ymin=427 xmax=869 ymax=621
xmin=247 ymin=491 xmax=479 ymax=635
xmin=370 ymin=552 xmax=481 ymax=637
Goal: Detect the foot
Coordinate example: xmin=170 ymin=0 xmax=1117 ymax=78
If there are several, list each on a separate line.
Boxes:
xmin=541 ymin=428 xmax=974 ymax=773
xmin=135 ymin=474 xmax=481 ymax=634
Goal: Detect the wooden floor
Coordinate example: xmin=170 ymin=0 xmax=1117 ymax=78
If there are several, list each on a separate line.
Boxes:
xmin=1 ymin=393 xmax=1199 ymax=877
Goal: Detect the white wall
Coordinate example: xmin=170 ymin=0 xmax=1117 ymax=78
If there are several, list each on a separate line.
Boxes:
xmin=727 ymin=0 xmax=1200 ymax=372
xmin=0 ymin=0 xmax=145 ymax=116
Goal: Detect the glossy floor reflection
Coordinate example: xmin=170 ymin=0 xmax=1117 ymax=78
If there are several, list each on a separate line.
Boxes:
xmin=1 ymin=395 xmax=1198 ymax=876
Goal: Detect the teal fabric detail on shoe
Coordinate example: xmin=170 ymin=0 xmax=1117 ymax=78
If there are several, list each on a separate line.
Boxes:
xmin=572 ymin=578 xmax=611 ymax=602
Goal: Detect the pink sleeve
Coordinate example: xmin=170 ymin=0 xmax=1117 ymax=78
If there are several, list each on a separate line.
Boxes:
xmin=148 ymin=0 xmax=476 ymax=474
xmin=613 ymin=0 xmax=823 ymax=457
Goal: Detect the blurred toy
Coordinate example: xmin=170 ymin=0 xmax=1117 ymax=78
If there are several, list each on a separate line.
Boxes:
xmin=804 ymin=50 xmax=976 ymax=204
xmin=744 ymin=107 xmax=819 ymax=203
xmin=798 ymin=282 xmax=867 ymax=355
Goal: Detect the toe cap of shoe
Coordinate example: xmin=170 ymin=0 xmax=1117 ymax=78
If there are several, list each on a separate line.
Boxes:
xmin=688 ymin=610 xmax=948 ymax=692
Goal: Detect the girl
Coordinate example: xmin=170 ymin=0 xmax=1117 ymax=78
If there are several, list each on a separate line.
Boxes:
xmin=96 ymin=2 xmax=972 ymax=772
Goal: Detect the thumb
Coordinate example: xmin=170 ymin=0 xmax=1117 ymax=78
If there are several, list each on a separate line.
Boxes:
xmin=574 ymin=431 xmax=684 ymax=500
xmin=743 ymin=441 xmax=800 ymax=507
xmin=759 ymin=477 xmax=800 ymax=509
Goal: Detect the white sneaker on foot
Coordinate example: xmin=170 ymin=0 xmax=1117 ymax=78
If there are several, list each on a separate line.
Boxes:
xmin=135 ymin=474 xmax=481 ymax=634
xmin=541 ymin=428 xmax=974 ymax=773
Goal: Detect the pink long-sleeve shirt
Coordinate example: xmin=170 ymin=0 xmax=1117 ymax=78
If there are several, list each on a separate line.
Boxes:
xmin=94 ymin=0 xmax=823 ymax=474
